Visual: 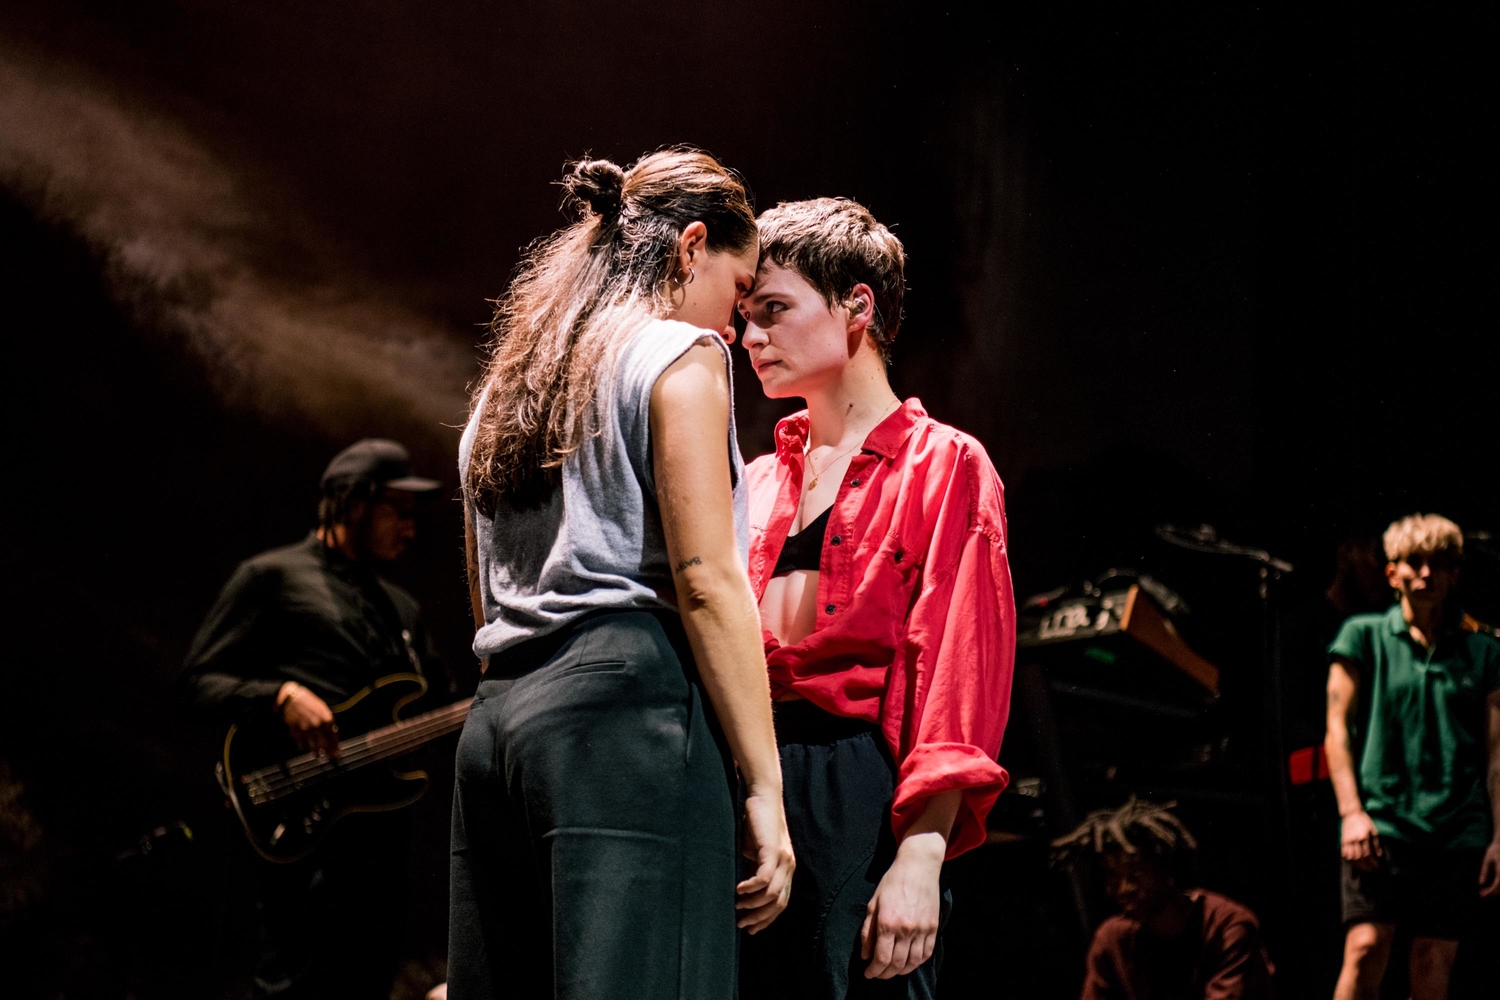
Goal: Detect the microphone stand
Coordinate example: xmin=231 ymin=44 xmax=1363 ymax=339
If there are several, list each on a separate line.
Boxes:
xmin=1154 ymin=524 xmax=1295 ymax=922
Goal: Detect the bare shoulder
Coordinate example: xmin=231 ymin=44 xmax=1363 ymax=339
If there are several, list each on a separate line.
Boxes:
xmin=653 ymin=339 xmax=729 ymax=408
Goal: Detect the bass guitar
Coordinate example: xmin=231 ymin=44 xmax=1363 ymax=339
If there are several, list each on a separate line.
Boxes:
xmin=217 ymin=673 xmax=471 ymax=863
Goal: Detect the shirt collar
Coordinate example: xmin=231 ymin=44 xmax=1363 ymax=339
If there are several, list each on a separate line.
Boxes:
xmin=773 ymin=397 xmax=927 ymax=462
xmin=1385 ymin=601 xmax=1464 ymax=638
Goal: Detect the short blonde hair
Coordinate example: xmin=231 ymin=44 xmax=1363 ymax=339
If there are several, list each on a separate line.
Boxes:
xmin=1383 ymin=513 xmax=1464 ymax=563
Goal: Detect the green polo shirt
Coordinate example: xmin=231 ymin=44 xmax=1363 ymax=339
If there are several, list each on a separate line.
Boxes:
xmin=1329 ymin=605 xmax=1500 ymax=850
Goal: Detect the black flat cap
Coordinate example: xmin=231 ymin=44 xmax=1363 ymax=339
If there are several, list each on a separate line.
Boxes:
xmin=321 ymin=439 xmax=441 ymax=492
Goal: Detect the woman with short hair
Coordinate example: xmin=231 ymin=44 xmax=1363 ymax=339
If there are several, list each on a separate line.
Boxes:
xmin=451 ymin=148 xmax=795 ymax=999
xmin=736 ymin=197 xmax=1015 ymax=999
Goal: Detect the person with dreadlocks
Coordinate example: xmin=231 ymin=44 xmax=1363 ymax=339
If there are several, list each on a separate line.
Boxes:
xmin=181 ymin=438 xmax=448 ymax=999
xmin=1054 ymin=797 xmax=1275 ymax=1000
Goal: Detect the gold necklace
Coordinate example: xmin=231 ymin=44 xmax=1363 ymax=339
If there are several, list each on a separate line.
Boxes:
xmin=803 ymin=441 xmax=862 ymax=492
xmin=803 ymin=398 xmax=901 ymax=491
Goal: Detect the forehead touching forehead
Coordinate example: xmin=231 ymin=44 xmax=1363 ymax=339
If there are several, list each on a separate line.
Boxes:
xmin=728 ymin=245 xmax=759 ymax=285
xmin=754 ymin=197 xmax=906 ymax=354
xmin=748 ymin=260 xmax=819 ymax=300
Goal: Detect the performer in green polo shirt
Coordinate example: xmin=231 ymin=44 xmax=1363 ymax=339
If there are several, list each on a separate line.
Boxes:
xmin=1324 ymin=513 xmax=1500 ymax=1000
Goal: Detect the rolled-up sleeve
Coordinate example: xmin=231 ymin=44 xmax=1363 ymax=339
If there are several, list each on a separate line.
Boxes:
xmin=885 ymin=444 xmax=1016 ymax=858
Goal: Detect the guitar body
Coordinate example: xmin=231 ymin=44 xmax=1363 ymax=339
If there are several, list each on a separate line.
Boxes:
xmin=218 ymin=673 xmax=431 ymax=864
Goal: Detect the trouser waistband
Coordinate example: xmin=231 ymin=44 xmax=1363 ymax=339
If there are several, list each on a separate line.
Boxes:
xmin=771 ymin=698 xmax=879 ymax=746
xmin=485 ymin=608 xmax=683 ymax=680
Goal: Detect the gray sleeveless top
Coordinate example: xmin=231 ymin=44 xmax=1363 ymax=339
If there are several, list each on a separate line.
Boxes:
xmin=460 ymin=318 xmax=749 ymax=658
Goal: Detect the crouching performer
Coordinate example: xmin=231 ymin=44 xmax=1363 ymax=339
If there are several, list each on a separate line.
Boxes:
xmin=736 ymin=197 xmax=1016 ymax=999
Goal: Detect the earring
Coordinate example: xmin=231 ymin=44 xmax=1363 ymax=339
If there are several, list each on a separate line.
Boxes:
xmin=670 ymin=266 xmax=695 ymax=288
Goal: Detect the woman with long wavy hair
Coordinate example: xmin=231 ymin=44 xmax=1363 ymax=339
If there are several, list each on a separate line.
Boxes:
xmin=450 ymin=148 xmax=795 ymax=999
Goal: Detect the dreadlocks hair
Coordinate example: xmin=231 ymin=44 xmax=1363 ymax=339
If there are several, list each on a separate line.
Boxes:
xmin=1051 ymin=796 xmax=1199 ymax=886
xmin=317 ymin=479 xmax=381 ymax=535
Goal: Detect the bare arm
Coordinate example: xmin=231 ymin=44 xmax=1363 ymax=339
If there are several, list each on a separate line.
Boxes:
xmin=650 ymin=341 xmax=794 ymax=931
xmin=1325 ymin=659 xmax=1363 ymax=816
xmin=1325 ymin=657 xmax=1379 ymax=868
xmin=462 ymin=500 xmax=489 ymax=674
xmin=464 ymin=500 xmax=485 ymax=632
xmin=1480 ymin=689 xmax=1500 ymax=897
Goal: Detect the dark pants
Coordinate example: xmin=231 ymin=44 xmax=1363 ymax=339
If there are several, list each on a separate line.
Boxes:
xmin=253 ymin=811 xmax=410 ymax=999
xmin=448 ymin=611 xmax=737 ymax=1000
xmin=740 ymin=701 xmax=949 ymax=1000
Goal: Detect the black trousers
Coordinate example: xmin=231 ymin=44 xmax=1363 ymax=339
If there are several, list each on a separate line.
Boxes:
xmin=448 ymin=611 xmax=738 ymax=1000
xmin=740 ymin=701 xmax=948 ymax=1000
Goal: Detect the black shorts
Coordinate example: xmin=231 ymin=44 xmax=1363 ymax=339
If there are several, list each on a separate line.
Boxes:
xmin=1340 ymin=839 xmax=1485 ymax=940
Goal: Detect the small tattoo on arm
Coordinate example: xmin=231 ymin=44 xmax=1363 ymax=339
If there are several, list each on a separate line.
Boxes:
xmin=674 ymin=556 xmax=703 ymax=574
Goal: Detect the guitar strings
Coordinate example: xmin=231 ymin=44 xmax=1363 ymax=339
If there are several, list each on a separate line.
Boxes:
xmin=249 ymin=702 xmax=470 ymax=800
xmin=252 ymin=701 xmax=469 ymax=791
xmin=252 ymin=709 xmax=467 ymax=801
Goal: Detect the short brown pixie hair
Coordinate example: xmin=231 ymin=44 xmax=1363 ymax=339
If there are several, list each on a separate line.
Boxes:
xmin=755 ymin=197 xmax=906 ymax=359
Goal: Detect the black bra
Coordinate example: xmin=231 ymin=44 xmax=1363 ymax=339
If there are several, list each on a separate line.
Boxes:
xmin=772 ymin=506 xmax=832 ymax=576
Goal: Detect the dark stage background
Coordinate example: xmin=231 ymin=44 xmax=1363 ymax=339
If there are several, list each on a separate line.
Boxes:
xmin=1 ymin=3 xmax=1495 ymax=998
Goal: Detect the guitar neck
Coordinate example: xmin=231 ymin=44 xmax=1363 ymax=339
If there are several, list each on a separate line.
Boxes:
xmin=243 ymin=698 xmax=472 ymax=804
xmin=338 ymin=698 xmax=472 ymax=764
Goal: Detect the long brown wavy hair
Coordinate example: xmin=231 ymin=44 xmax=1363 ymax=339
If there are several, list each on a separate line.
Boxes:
xmin=465 ymin=147 xmax=756 ymax=514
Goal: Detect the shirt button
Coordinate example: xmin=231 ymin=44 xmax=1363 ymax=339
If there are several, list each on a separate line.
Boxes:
xmin=831 ymin=535 xmax=842 ymax=546
xmin=851 ymin=479 xmax=861 ymax=487
xmin=895 ymin=550 xmax=904 ymax=562
xmin=825 ymin=604 xmax=836 ymax=615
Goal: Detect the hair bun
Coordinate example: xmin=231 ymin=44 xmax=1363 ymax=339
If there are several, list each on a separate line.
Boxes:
xmin=564 ymin=158 xmax=625 ymax=220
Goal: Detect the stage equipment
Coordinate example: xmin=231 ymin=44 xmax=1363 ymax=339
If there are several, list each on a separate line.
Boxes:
xmin=1154 ymin=522 xmax=1295 ymax=842
xmin=1003 ymin=571 xmax=1227 ymax=933
xmin=217 ymin=674 xmax=470 ymax=862
xmin=1019 ymin=578 xmax=1220 ymax=697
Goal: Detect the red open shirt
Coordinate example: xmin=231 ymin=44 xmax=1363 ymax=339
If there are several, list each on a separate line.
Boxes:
xmin=746 ymin=398 xmax=1016 ymax=858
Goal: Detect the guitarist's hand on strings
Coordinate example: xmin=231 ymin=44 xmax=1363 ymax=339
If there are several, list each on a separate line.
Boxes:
xmin=277 ymin=682 xmax=340 ymax=757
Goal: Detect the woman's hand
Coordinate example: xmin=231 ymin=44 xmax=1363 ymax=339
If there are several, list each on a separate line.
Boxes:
xmin=1340 ymin=811 xmax=1382 ymax=871
xmin=735 ymin=786 xmax=795 ymax=933
xmin=861 ymin=831 xmax=945 ymax=979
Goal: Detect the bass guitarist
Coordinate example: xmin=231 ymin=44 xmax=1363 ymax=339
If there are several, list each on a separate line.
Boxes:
xmin=182 ymin=438 xmax=447 ymax=1000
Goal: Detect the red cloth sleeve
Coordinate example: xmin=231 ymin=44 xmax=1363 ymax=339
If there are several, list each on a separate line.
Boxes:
xmin=1080 ymin=920 xmax=1130 ymax=999
xmin=884 ymin=441 xmax=1016 ymax=859
xmin=1201 ymin=912 xmax=1275 ymax=1000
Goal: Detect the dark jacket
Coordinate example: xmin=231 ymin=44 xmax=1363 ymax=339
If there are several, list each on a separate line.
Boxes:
xmin=182 ymin=533 xmax=445 ymax=715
